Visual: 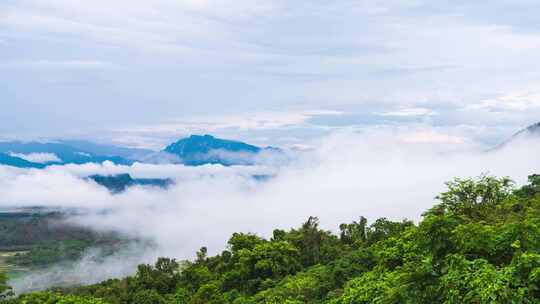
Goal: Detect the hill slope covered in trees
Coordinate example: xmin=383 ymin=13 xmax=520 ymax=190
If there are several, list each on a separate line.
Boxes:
xmin=2 ymin=174 xmax=540 ymax=303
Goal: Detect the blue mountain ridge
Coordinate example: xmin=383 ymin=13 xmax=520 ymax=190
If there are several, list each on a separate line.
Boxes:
xmin=0 ymin=141 xmax=134 ymax=168
xmin=0 ymin=153 xmax=46 ymax=169
xmin=0 ymin=135 xmax=280 ymax=168
xmin=57 ymin=140 xmax=153 ymax=159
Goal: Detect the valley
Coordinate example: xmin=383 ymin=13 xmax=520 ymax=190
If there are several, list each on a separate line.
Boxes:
xmin=0 ymin=251 xmax=28 ymax=279
xmin=0 ymin=210 xmax=136 ymax=281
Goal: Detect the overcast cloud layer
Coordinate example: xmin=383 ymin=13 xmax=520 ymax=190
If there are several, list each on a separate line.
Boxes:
xmin=1 ymin=1 xmax=540 ymax=146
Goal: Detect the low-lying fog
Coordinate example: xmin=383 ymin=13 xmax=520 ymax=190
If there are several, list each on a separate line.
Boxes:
xmin=2 ymin=129 xmax=540 ymax=293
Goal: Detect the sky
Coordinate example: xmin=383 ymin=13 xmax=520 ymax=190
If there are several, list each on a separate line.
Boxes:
xmin=2 ymin=1 xmax=540 ymax=290
xmin=2 ymin=0 xmax=540 ymax=148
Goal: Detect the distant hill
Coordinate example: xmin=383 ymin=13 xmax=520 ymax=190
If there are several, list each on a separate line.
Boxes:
xmin=57 ymin=140 xmax=153 ymax=160
xmin=87 ymin=174 xmax=173 ymax=193
xmin=0 ymin=208 xmax=133 ymax=283
xmin=492 ymin=121 xmax=540 ymax=150
xmin=163 ymin=134 xmax=276 ymax=166
xmin=0 ymin=141 xmax=134 ymax=168
xmin=0 ymin=153 xmax=45 ymax=169
xmin=0 ymin=136 xmax=281 ymax=168
xmin=518 ymin=122 xmax=540 ymax=137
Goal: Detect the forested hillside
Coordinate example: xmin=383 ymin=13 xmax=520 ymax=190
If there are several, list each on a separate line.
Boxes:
xmin=0 ymin=211 xmax=131 ymax=278
xmin=2 ymin=174 xmax=540 ymax=303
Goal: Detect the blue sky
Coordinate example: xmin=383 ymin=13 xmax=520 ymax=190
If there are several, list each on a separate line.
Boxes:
xmin=1 ymin=0 xmax=540 ymax=148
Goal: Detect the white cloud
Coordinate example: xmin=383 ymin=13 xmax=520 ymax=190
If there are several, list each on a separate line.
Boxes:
xmin=143 ymin=110 xmax=342 ymax=131
xmin=3 ymin=1 xmax=540 ymax=139
xmin=380 ymin=107 xmax=436 ymax=117
xmin=466 ymin=90 xmax=540 ymax=112
xmin=400 ymin=131 xmax=465 ymax=144
xmin=0 ymin=0 xmax=278 ymax=56
xmin=9 ymin=152 xmax=61 ymax=163
xmin=108 ymin=110 xmax=344 ymax=149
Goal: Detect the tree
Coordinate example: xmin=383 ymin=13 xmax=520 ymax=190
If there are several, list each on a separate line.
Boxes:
xmin=132 ymin=257 xmax=180 ymax=295
xmin=433 ymin=175 xmax=513 ymax=219
xmin=515 ymin=174 xmax=540 ymax=198
xmin=339 ymin=216 xmax=368 ymax=247
xmin=131 ymin=289 xmax=168 ymax=304
xmin=13 ymin=174 xmax=540 ymax=304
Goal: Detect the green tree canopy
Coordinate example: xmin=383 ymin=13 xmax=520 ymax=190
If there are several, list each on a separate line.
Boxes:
xmin=6 ymin=174 xmax=540 ymax=304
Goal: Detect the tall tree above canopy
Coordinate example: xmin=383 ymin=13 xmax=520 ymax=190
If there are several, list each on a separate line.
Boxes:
xmin=431 ymin=175 xmax=514 ymax=218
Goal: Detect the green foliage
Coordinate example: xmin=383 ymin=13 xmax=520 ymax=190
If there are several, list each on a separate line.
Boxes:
xmin=66 ymin=258 xmax=180 ymax=304
xmin=9 ymin=174 xmax=540 ymax=304
xmin=431 ymin=174 xmax=514 ymax=219
xmin=0 ymin=211 xmax=129 ymax=269
xmin=131 ymin=290 xmax=168 ymax=304
xmin=7 ymin=292 xmax=107 ymax=304
xmin=132 ymin=258 xmax=180 ymax=294
xmin=516 ymin=174 xmax=540 ymax=198
xmin=0 ymin=272 xmax=13 ymax=299
xmin=253 ymin=265 xmax=334 ymax=303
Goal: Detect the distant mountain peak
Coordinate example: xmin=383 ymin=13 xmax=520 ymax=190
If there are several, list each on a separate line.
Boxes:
xmin=0 ymin=135 xmax=282 ymax=168
xmin=163 ymin=134 xmax=273 ymax=166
